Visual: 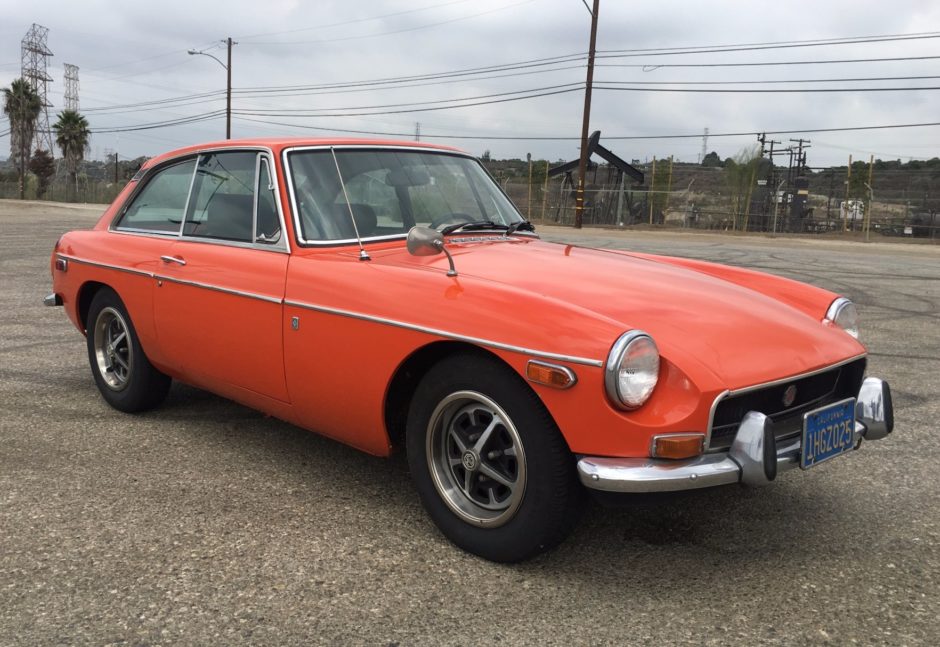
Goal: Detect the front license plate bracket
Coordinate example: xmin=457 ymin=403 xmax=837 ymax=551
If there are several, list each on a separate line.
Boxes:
xmin=800 ymin=398 xmax=857 ymax=470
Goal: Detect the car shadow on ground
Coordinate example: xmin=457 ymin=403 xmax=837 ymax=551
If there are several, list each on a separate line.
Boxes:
xmin=140 ymin=381 xmax=865 ymax=582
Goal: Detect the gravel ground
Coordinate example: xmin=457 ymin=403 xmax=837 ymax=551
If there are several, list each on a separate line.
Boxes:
xmin=1 ymin=200 xmax=938 ymax=646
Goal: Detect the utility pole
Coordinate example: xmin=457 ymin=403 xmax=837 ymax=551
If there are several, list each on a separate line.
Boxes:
xmin=225 ymin=37 xmax=233 ymax=139
xmin=663 ymin=155 xmax=674 ymax=217
xmin=843 ymin=154 xmax=852 ymax=232
xmin=527 ymin=153 xmax=533 ymax=219
xmin=865 ymin=154 xmax=874 ymax=239
xmin=648 ymin=156 xmax=657 ymax=225
xmin=114 ymin=152 xmax=119 ymax=183
xmin=414 ymin=122 xmax=420 ymax=141
xmin=541 ymin=161 xmax=550 ymax=221
xmin=574 ymin=0 xmax=600 ymax=229
xmin=188 ymin=38 xmax=235 ymax=139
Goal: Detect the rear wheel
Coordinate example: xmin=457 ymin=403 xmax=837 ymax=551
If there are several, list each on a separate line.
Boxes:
xmin=406 ymin=353 xmax=583 ymax=562
xmin=85 ymin=288 xmax=170 ymax=412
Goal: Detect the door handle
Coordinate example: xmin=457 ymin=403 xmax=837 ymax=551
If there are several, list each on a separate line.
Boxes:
xmin=160 ymin=255 xmax=186 ymax=266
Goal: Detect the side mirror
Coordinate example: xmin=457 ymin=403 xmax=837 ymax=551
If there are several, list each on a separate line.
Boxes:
xmin=406 ymin=226 xmax=457 ymax=277
xmin=406 ymin=226 xmax=444 ymax=256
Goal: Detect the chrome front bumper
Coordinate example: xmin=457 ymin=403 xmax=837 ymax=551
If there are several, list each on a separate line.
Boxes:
xmin=578 ymin=377 xmax=894 ymax=493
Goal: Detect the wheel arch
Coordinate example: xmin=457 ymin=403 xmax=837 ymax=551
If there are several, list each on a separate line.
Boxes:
xmin=77 ymin=280 xmax=111 ymax=333
xmin=384 ymin=341 xmax=534 ymax=450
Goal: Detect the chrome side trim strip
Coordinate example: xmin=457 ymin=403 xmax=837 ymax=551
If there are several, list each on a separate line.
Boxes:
xmin=704 ymin=353 xmax=868 ymax=450
xmin=155 ymin=275 xmax=282 ymax=304
xmin=58 ymin=254 xmax=280 ymax=305
xmin=284 ymin=299 xmax=604 ymax=367
xmin=60 ymin=254 xmax=154 ymax=278
xmin=57 ymin=253 xmax=598 ymax=365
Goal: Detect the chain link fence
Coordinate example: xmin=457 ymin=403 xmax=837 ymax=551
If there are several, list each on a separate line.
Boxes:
xmin=500 ymin=174 xmax=940 ymax=241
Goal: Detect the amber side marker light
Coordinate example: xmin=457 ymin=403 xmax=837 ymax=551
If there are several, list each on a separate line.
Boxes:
xmin=651 ymin=433 xmax=706 ymax=460
xmin=526 ymin=360 xmax=576 ymax=389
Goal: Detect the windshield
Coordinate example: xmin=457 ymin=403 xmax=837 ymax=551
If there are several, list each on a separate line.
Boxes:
xmin=286 ymin=148 xmax=523 ymax=243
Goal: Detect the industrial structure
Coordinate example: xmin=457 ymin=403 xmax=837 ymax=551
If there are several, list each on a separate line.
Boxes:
xmin=20 ymin=23 xmax=55 ymax=154
xmin=63 ymin=63 xmax=80 ymax=112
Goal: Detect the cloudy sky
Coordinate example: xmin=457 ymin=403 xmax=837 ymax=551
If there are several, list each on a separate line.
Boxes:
xmin=1 ymin=0 xmax=938 ymax=166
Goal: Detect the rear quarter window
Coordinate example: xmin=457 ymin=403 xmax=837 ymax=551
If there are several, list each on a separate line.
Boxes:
xmin=116 ymin=159 xmax=196 ymax=234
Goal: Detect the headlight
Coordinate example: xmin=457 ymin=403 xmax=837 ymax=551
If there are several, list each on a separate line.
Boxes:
xmin=824 ymin=297 xmax=859 ymax=339
xmin=605 ymin=331 xmax=660 ymax=410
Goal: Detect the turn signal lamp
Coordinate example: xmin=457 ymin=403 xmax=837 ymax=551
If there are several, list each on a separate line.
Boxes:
xmin=651 ymin=433 xmax=705 ymax=460
xmin=526 ymin=361 xmax=576 ymax=389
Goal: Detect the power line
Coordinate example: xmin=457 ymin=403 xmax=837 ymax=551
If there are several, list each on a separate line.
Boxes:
xmin=596 ymin=55 xmax=940 ymax=69
xmin=234 ymin=86 xmax=583 ymax=118
xmin=82 ymin=90 xmax=225 ymax=113
xmin=595 ymin=75 xmax=940 ymax=86
xmin=597 ymin=32 xmax=940 ymax=58
xmin=229 ymin=118 xmax=940 ymax=142
xmin=235 ymin=82 xmax=584 ymax=116
xmin=235 ymin=53 xmax=586 ymax=93
xmin=596 ymin=85 xmax=940 ymax=93
xmin=89 ymin=110 xmax=226 ymax=133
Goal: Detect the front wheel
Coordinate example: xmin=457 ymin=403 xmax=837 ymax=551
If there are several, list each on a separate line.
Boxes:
xmin=85 ymin=288 xmax=170 ymax=413
xmin=406 ymin=353 xmax=583 ymax=562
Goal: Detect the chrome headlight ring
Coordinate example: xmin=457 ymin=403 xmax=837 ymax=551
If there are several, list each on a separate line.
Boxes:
xmin=824 ymin=297 xmax=859 ymax=339
xmin=604 ymin=330 xmax=660 ymax=410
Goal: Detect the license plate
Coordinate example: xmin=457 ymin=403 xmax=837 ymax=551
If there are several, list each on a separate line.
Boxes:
xmin=800 ymin=398 xmax=857 ymax=470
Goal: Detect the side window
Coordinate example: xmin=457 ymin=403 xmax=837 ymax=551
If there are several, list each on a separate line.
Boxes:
xmin=117 ymin=159 xmax=196 ymax=233
xmin=184 ymin=152 xmax=257 ymax=242
xmin=256 ymin=158 xmax=281 ymax=243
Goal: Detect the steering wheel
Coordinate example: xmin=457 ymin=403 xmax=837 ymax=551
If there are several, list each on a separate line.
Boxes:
xmin=430 ymin=213 xmax=474 ymax=230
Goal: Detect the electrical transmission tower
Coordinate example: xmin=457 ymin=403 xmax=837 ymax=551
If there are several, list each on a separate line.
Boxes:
xmin=21 ymin=23 xmax=55 ymax=153
xmin=64 ymin=63 xmax=80 ymax=111
xmin=700 ymin=127 xmax=709 ymax=164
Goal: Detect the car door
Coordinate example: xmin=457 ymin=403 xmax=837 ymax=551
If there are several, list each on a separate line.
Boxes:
xmin=153 ymin=150 xmax=290 ymax=402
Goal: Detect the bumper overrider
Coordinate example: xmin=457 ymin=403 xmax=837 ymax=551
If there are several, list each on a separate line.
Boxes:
xmin=578 ymin=377 xmax=894 ymax=493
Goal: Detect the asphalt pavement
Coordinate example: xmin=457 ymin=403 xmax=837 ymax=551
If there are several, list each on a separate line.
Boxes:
xmin=1 ymin=200 xmax=938 ymax=645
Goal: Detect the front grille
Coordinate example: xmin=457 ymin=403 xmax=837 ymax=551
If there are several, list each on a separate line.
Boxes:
xmin=708 ymin=357 xmax=866 ymax=451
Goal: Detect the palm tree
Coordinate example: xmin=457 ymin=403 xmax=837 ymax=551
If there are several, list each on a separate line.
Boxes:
xmin=2 ymin=79 xmax=42 ymax=199
xmin=53 ymin=110 xmax=90 ymax=202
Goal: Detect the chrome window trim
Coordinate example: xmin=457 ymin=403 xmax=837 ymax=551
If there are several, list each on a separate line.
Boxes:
xmin=283 ymin=298 xmax=604 ymax=367
xmin=109 ymin=156 xmax=199 ymax=237
xmin=110 ymin=146 xmax=290 ymax=254
xmin=178 ymin=156 xmax=199 ymax=236
xmin=282 ymin=144 xmax=525 ymax=248
xmin=168 ymin=234 xmax=291 ymax=255
xmin=704 ymin=353 xmax=868 ymax=451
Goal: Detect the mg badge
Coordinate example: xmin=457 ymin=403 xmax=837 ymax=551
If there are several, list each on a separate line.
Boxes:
xmin=782 ymin=384 xmax=798 ymax=408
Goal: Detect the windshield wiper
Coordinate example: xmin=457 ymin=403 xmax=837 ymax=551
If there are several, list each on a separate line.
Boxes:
xmin=440 ymin=220 xmax=509 ymax=235
xmin=506 ymin=220 xmax=535 ymax=235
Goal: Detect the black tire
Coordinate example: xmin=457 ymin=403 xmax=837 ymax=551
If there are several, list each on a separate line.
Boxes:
xmin=406 ymin=352 xmax=584 ymax=562
xmin=85 ymin=287 xmax=170 ymax=413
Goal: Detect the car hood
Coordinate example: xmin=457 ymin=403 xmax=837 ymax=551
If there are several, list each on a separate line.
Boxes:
xmin=378 ymin=236 xmax=864 ymax=390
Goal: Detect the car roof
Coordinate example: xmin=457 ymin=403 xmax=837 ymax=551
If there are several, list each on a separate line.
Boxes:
xmin=143 ymin=137 xmax=466 ymax=169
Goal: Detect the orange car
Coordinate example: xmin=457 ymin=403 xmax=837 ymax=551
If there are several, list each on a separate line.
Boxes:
xmin=46 ymin=138 xmax=894 ymax=562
